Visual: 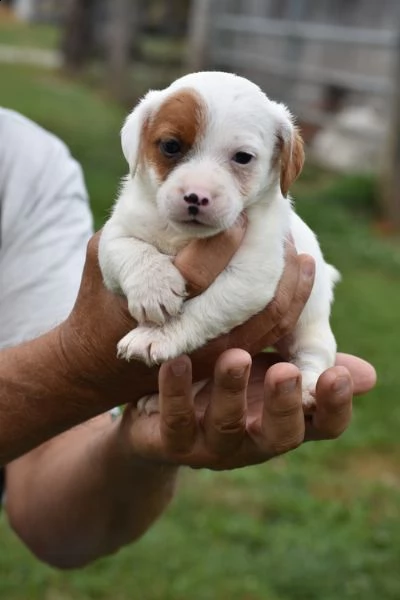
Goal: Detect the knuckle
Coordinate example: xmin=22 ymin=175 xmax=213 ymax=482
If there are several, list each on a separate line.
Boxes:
xmin=213 ymin=415 xmax=246 ymax=435
xmin=163 ymin=409 xmax=195 ymax=433
xmin=321 ymin=418 xmax=349 ymax=440
xmin=219 ymin=379 xmax=248 ymax=395
xmin=328 ymin=429 xmax=343 ymax=440
xmin=187 ymin=269 xmax=211 ymax=295
xmin=266 ymin=295 xmax=290 ymax=326
xmin=322 ymin=393 xmax=352 ymax=420
xmin=267 ymin=323 xmax=289 ymax=345
xmin=268 ymin=401 xmax=300 ymax=420
xmin=315 ymin=403 xmax=352 ymax=440
xmin=296 ymin=280 xmax=314 ymax=306
xmin=268 ymin=432 xmax=303 ymax=455
xmin=177 ymin=265 xmax=209 ymax=297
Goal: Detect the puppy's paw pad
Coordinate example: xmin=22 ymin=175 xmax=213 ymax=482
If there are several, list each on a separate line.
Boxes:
xmin=137 ymin=394 xmax=160 ymax=416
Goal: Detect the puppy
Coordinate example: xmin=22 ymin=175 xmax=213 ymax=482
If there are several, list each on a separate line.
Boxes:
xmin=99 ymin=71 xmax=339 ymax=412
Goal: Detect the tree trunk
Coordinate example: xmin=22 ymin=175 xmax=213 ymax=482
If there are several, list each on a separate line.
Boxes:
xmin=107 ymin=0 xmax=141 ymax=102
xmin=186 ymin=0 xmax=212 ymax=72
xmin=61 ymin=0 xmax=96 ymax=72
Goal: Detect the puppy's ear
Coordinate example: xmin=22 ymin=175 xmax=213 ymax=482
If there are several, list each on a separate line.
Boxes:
xmin=278 ymin=125 xmax=305 ymax=197
xmin=121 ymin=90 xmax=162 ymax=176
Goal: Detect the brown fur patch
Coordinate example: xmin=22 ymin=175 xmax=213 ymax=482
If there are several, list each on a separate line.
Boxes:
xmin=277 ymin=127 xmax=305 ymax=196
xmin=140 ymin=88 xmax=206 ymax=181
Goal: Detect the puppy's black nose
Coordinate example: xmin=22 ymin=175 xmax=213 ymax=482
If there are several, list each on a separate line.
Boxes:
xmin=184 ymin=193 xmax=209 ymax=206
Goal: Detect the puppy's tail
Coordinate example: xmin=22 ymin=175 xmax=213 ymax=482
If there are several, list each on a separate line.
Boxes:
xmin=327 ymin=264 xmax=341 ymax=287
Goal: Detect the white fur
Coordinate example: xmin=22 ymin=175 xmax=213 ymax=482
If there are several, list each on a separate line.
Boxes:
xmin=99 ymin=71 xmax=339 ymax=410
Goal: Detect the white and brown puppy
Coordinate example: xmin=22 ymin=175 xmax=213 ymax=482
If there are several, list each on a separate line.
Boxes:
xmin=99 ymin=71 xmax=339 ymax=410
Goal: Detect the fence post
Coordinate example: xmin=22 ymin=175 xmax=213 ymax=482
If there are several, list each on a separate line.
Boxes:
xmin=381 ymin=31 xmax=400 ymax=230
xmin=186 ymin=0 xmax=212 ymax=72
xmin=106 ymin=0 xmax=141 ymax=102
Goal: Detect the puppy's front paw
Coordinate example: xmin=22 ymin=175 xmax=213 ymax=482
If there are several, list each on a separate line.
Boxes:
xmin=117 ymin=326 xmax=156 ymax=364
xmin=137 ymin=394 xmax=160 ymax=416
xmin=117 ymin=326 xmax=183 ymax=365
xmin=125 ymin=261 xmax=187 ymax=326
xmin=146 ymin=329 xmax=183 ymax=365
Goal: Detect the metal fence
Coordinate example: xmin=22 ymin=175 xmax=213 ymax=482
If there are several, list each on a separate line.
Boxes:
xmin=188 ymin=0 xmax=400 ymax=128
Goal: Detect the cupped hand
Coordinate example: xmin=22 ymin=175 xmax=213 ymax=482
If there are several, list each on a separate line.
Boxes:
xmin=119 ymin=350 xmax=376 ymax=470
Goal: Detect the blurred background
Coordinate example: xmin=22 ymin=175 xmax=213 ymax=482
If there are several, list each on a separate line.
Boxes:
xmin=1 ymin=1 xmax=400 ymax=599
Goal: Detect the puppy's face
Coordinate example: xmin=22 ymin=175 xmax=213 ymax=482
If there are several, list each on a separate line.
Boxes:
xmin=121 ymin=72 xmax=304 ymax=237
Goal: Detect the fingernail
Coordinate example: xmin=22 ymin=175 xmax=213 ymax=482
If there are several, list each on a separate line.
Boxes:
xmin=229 ymin=366 xmax=246 ymax=379
xmin=302 ymin=259 xmax=315 ymax=279
xmin=332 ymin=376 xmax=350 ymax=394
xmin=170 ymin=360 xmax=187 ymax=377
xmin=277 ymin=377 xmax=298 ymax=394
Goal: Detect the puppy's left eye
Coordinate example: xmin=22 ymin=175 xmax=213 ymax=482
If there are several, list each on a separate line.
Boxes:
xmin=232 ymin=152 xmax=254 ymax=165
xmin=160 ymin=139 xmax=182 ymax=158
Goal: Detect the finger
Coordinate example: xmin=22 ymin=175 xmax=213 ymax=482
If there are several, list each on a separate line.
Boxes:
xmin=267 ymin=254 xmax=315 ymax=345
xmin=159 ymin=356 xmax=197 ymax=454
xmin=174 ymin=217 xmax=246 ymax=297
xmin=306 ymin=366 xmax=353 ymax=441
xmin=251 ymin=362 xmax=304 ymax=455
xmin=85 ymin=231 xmax=103 ymax=286
xmin=263 ymin=240 xmax=301 ymax=328
xmin=335 ymin=353 xmax=376 ymax=395
xmin=203 ymin=349 xmax=251 ymax=456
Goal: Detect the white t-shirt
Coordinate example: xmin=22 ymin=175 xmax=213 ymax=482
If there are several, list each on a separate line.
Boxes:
xmin=0 ymin=108 xmax=94 ymax=349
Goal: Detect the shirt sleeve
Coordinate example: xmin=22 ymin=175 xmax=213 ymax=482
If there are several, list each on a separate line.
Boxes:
xmin=0 ymin=109 xmax=94 ymax=349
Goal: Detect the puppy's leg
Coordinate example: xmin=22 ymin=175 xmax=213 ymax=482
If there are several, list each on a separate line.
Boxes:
xmin=99 ymin=221 xmax=187 ymax=328
xmin=289 ymin=214 xmax=339 ymax=409
xmin=286 ymin=317 xmax=337 ymax=411
xmin=120 ymin=255 xmax=282 ymax=365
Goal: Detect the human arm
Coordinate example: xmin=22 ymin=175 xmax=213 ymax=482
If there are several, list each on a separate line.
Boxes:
xmin=3 ymin=232 xmax=317 ymax=568
xmin=5 ymin=348 xmax=375 ymax=569
xmin=0 ymin=224 xmax=314 ymax=464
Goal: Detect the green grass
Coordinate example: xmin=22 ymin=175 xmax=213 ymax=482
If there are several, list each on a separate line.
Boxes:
xmin=0 ymin=18 xmax=59 ymax=50
xmin=1 ymin=60 xmax=400 ymax=600
xmin=0 ymin=63 xmax=125 ymax=227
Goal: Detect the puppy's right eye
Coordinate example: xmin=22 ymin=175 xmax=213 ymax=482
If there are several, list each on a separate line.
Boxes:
xmin=160 ymin=139 xmax=182 ymax=158
xmin=233 ymin=151 xmax=254 ymax=165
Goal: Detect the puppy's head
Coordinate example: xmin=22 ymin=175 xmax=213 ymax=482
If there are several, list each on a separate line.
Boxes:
xmin=121 ymin=71 xmax=304 ymax=237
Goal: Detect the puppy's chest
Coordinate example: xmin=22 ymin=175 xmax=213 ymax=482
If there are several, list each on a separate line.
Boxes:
xmin=152 ymin=232 xmax=192 ymax=256
xmin=128 ymin=218 xmax=190 ymax=256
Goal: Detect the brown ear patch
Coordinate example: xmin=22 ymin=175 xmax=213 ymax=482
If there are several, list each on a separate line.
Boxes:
xmin=140 ymin=88 xmax=206 ymax=181
xmin=277 ymin=127 xmax=305 ymax=196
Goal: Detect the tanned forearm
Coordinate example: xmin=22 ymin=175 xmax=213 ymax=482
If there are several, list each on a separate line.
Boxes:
xmin=6 ymin=413 xmax=178 ymax=569
xmin=0 ymin=326 xmax=149 ymax=465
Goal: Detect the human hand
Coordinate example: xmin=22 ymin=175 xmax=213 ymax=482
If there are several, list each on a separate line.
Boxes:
xmin=60 ymin=227 xmax=315 ymax=407
xmin=118 ymin=350 xmax=376 ymax=470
